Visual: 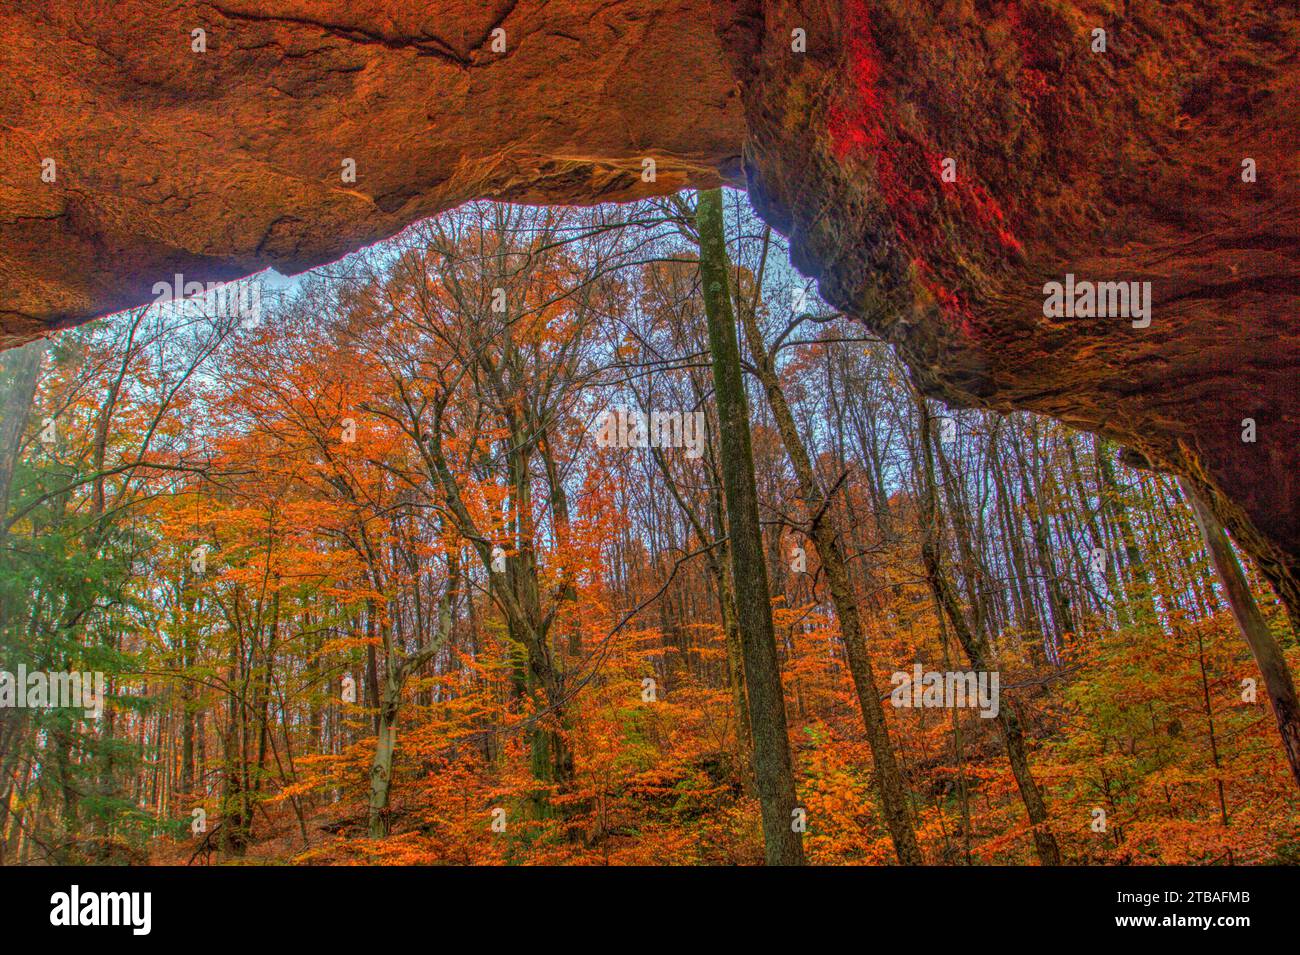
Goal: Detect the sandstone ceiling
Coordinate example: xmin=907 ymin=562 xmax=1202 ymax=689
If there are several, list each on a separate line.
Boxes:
xmin=1 ymin=1 xmax=1297 ymax=619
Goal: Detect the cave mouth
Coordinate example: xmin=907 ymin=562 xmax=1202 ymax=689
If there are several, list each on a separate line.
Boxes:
xmin=3 ymin=1 xmax=1299 ymax=873
xmin=4 ymin=1 xmax=1297 ymax=636
xmin=3 ymin=187 xmax=1297 ymax=867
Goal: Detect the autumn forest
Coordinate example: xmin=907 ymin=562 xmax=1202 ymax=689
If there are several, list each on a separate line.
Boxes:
xmin=1 ymin=190 xmax=1297 ymax=867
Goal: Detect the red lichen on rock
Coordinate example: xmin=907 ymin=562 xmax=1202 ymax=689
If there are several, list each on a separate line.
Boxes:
xmin=830 ymin=0 xmax=1021 ymax=282
xmin=827 ymin=0 xmax=930 ymax=245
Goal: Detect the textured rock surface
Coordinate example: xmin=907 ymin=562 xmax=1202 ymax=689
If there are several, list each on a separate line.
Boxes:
xmin=725 ymin=0 xmax=1299 ymax=618
xmin=1 ymin=1 xmax=1297 ymax=614
xmin=0 ymin=0 xmax=745 ymax=338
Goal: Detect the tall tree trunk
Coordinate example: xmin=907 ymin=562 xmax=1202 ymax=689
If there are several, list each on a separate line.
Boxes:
xmin=649 ymin=442 xmax=753 ymax=769
xmin=1182 ymin=479 xmax=1300 ymax=789
xmin=915 ymin=394 xmax=1062 ymax=865
xmin=696 ymin=188 xmax=804 ymax=866
xmin=935 ymin=437 xmax=993 ymax=641
xmin=368 ymin=673 xmax=402 ymax=837
xmin=737 ymin=269 xmax=922 ymax=864
xmin=1194 ymin=623 xmax=1233 ymax=861
xmin=1011 ymin=425 xmax=1072 ymax=653
xmin=367 ymin=566 xmax=459 ymax=836
xmin=1065 ymin=436 xmax=1129 ymax=628
xmin=1096 ymin=440 xmax=1159 ymax=625
xmin=0 ymin=339 xmax=44 ymax=526
xmin=990 ymin=427 xmax=1040 ymax=641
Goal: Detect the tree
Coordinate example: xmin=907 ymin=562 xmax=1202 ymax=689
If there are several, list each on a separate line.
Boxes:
xmin=736 ymin=228 xmax=922 ymax=864
xmin=1182 ymin=479 xmax=1300 ymax=788
xmin=696 ymin=188 xmax=804 ymax=865
xmin=914 ymin=390 xmax=1062 ymax=865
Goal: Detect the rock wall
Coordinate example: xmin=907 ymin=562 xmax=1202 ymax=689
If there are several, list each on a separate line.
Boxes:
xmin=725 ymin=0 xmax=1299 ymax=619
xmin=0 ymin=0 xmax=744 ymax=338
